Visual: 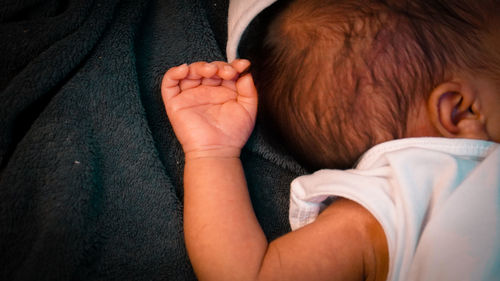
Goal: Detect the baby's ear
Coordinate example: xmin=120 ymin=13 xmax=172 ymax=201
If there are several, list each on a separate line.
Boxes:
xmin=427 ymin=81 xmax=488 ymax=139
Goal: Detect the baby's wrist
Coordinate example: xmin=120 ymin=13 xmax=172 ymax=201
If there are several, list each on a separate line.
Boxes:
xmin=184 ymin=147 xmax=242 ymax=161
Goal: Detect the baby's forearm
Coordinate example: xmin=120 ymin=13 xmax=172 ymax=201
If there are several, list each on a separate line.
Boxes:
xmin=183 ymin=156 xmax=268 ymax=281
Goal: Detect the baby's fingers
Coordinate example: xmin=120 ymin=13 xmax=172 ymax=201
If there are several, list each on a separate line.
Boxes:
xmin=223 ymin=59 xmax=251 ymax=91
xmin=236 ymin=73 xmax=258 ymax=118
xmin=231 ymin=59 xmax=251 ymax=74
xmin=210 ymin=61 xmax=239 ymax=81
xmin=162 ymin=63 xmax=189 ymax=101
xmin=181 ymin=62 xmax=219 ymax=89
xmin=207 ymin=61 xmax=241 ymax=91
xmin=187 ymin=61 xmax=218 ymax=79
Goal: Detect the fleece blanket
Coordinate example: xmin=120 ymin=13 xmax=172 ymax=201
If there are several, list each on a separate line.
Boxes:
xmin=0 ymin=0 xmax=306 ymax=280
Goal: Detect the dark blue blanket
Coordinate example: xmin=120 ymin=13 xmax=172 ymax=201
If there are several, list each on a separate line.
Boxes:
xmin=0 ymin=0 xmax=305 ymax=280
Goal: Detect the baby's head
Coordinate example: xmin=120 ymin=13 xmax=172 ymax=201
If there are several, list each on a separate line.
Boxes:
xmin=248 ymin=0 xmax=500 ymax=169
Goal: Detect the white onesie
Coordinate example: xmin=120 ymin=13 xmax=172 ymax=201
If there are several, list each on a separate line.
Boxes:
xmin=289 ymin=137 xmax=500 ymax=281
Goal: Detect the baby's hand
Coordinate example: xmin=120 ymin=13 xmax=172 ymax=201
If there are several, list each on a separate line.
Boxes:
xmin=161 ymin=60 xmax=257 ymax=159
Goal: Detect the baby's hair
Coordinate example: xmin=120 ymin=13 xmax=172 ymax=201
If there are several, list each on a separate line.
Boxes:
xmin=248 ymin=0 xmax=499 ymax=170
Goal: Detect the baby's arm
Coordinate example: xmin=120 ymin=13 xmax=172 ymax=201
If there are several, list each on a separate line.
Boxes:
xmin=162 ymin=61 xmax=388 ymax=281
xmin=162 ymin=60 xmax=265 ymax=279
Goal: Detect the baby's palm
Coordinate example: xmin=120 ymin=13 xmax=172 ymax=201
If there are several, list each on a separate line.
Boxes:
xmin=168 ymin=84 xmax=256 ymax=156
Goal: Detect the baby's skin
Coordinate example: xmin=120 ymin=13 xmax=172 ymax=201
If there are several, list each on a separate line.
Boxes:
xmin=162 ymin=60 xmax=256 ymax=159
xmin=161 ymin=60 xmax=388 ymax=281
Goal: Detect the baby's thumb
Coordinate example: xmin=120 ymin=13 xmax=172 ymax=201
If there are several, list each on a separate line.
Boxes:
xmin=236 ymin=74 xmax=258 ymax=116
xmin=236 ymin=74 xmax=257 ymax=100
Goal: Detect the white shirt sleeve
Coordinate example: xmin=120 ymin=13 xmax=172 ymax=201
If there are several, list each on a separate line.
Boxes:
xmin=227 ymin=0 xmax=277 ymax=61
xmin=289 ymin=138 xmax=499 ymax=281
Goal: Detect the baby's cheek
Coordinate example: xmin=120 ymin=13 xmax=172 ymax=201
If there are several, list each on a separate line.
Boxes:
xmin=487 ymin=120 xmax=500 ymax=143
xmin=484 ymin=98 xmax=500 ymax=142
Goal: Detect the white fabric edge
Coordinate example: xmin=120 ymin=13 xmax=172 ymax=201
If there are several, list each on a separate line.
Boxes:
xmin=227 ymin=0 xmax=278 ymax=62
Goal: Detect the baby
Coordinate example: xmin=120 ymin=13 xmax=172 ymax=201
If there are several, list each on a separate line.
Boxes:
xmin=162 ymin=0 xmax=500 ymax=280
xmin=249 ymin=0 xmax=500 ymax=170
